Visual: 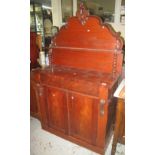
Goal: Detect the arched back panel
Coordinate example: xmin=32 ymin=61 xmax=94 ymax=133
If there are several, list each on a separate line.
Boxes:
xmin=49 ymin=5 xmax=123 ymax=74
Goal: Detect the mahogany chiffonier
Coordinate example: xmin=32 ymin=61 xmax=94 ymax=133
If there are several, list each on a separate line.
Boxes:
xmin=30 ymin=4 xmax=124 ymax=155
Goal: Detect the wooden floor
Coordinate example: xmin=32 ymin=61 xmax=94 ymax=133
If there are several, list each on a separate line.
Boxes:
xmin=30 ymin=117 xmax=125 ymax=155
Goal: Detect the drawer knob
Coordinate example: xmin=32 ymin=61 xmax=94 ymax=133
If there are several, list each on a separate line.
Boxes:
xmin=52 ymin=94 xmax=55 ymax=97
xmin=71 ymin=96 xmax=74 ymax=100
xmin=39 ymin=92 xmax=42 ymax=96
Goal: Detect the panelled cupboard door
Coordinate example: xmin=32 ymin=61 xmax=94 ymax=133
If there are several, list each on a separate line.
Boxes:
xmin=45 ymin=87 xmax=68 ymax=134
xmin=68 ymin=93 xmax=99 ymax=145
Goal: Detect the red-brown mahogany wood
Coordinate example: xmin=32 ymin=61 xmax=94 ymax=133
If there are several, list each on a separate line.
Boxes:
xmin=30 ymin=32 xmax=39 ymax=70
xmin=111 ymin=98 xmax=125 ymax=155
xmin=30 ymin=5 xmax=123 ymax=155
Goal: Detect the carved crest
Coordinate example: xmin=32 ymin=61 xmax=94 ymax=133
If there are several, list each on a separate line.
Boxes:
xmin=76 ymin=2 xmax=89 ymax=25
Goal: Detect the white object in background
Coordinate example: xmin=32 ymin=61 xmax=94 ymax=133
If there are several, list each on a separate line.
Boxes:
xmin=120 ymin=5 xmax=125 ymax=15
xmin=45 ymin=54 xmax=49 ymax=66
xmin=39 ymin=51 xmax=46 ymax=68
xmin=114 ymin=79 xmax=125 ymax=99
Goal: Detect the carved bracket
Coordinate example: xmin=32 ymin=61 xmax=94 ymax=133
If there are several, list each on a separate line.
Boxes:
xmin=76 ymin=2 xmax=89 ymax=25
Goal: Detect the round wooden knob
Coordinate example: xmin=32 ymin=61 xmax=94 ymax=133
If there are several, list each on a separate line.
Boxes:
xmin=52 ymin=94 xmax=55 ymax=97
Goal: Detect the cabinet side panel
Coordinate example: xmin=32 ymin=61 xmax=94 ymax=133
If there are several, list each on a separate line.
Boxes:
xmin=30 ymin=82 xmax=38 ymax=115
xmin=105 ymin=97 xmax=117 ymax=143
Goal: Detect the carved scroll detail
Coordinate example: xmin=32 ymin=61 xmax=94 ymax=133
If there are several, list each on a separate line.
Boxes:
xmin=76 ymin=3 xmax=89 ymax=25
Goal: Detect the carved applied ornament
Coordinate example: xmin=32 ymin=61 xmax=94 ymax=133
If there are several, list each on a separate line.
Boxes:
xmin=76 ymin=3 xmax=89 ymax=25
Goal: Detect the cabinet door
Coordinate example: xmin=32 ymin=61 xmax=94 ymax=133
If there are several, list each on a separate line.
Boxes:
xmin=68 ymin=93 xmax=99 ymax=144
xmin=46 ymin=87 xmax=68 ymax=134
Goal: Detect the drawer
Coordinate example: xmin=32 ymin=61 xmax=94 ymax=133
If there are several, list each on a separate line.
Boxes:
xmin=65 ymin=79 xmax=99 ymax=96
xmin=40 ymin=73 xmax=64 ymax=88
xmin=40 ymin=73 xmax=100 ymax=97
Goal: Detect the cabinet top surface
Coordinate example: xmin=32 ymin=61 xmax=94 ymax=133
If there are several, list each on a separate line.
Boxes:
xmin=32 ymin=65 xmax=119 ymax=88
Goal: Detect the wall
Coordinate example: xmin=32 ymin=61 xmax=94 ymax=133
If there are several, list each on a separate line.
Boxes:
xmin=111 ymin=23 xmax=125 ymax=39
xmin=51 ymin=0 xmax=125 ymax=39
xmin=51 ymin=0 xmax=62 ymax=28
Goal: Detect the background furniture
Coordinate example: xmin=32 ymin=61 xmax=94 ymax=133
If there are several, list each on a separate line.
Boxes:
xmin=30 ymin=32 xmax=41 ymax=118
xmin=30 ymin=32 xmax=40 ymax=70
xmin=30 ymin=1 xmax=53 ymax=48
xmin=30 ymin=3 xmax=45 ymax=47
xmin=111 ymin=80 xmax=125 ymax=155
